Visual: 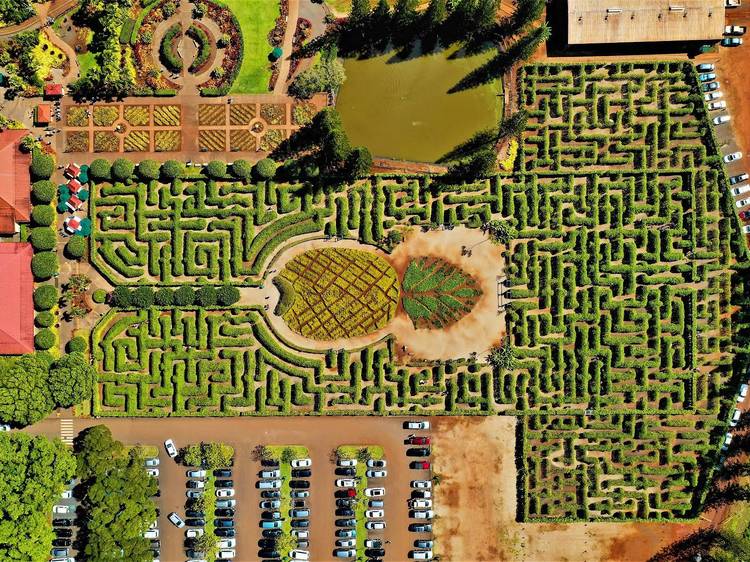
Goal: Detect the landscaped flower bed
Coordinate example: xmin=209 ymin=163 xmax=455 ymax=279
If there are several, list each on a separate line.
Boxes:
xmin=93 ymin=106 xmax=120 ymax=127
xmin=159 ymin=23 xmax=183 ymax=74
xmin=229 ymin=129 xmax=254 ymax=151
xmin=292 ymin=102 xmax=316 ymax=126
xmin=229 ymin=103 xmax=256 ymax=125
xmin=197 ymin=0 xmax=243 ymax=96
xmin=198 ymin=104 xmax=226 ymax=126
xmin=65 ymin=131 xmax=89 ymax=152
xmin=187 ymin=22 xmax=213 ymax=74
xmin=93 ymin=131 xmax=119 ymax=152
xmin=259 ymin=129 xmax=285 ymax=152
xmin=124 ymin=131 xmax=150 ymax=152
xmin=153 ymin=105 xmax=181 ymax=126
xmin=132 ymin=0 xmax=181 ymax=94
xmin=199 ymin=129 xmax=227 ymax=152
xmin=154 ymin=130 xmax=180 ymax=151
xmin=124 ymin=105 xmax=150 ymax=126
xmin=260 ymin=103 xmax=286 ymax=125
xmin=66 ymin=106 xmax=89 ymax=127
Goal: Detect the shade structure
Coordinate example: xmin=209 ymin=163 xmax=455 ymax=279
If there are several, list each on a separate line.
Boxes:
xmin=79 ymin=218 xmax=92 ymax=236
xmin=78 ymin=189 xmax=89 ymax=201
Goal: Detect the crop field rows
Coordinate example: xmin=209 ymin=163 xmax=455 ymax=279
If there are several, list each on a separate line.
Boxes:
xmin=90 ymin=62 xmax=745 ymax=523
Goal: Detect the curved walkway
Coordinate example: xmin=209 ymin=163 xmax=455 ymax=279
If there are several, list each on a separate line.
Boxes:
xmin=274 ymin=0 xmax=300 ymax=95
xmin=45 ymin=25 xmax=79 ymax=83
xmin=0 ymin=0 xmax=78 ymax=39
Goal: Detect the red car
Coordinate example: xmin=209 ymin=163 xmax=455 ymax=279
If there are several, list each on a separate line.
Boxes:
xmin=409 ymin=436 xmax=431 ymax=445
xmin=411 ymin=461 xmax=430 ymax=470
xmin=740 ymin=210 xmax=750 ymax=221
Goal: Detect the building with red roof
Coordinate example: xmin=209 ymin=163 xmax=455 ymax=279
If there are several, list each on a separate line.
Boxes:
xmin=35 ymin=104 xmax=51 ymax=126
xmin=44 ymin=83 xmax=63 ymax=98
xmin=0 ymin=243 xmax=34 ymax=354
xmin=0 ymin=130 xmax=31 ymax=235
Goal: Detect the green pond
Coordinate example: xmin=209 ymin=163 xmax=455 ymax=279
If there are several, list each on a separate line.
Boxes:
xmin=337 ymin=46 xmax=502 ymax=163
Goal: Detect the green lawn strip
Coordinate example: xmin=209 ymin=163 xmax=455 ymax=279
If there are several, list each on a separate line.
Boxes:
xmin=204 ymin=474 xmax=217 ymax=559
xmin=126 ymin=444 xmax=159 ymax=458
xmin=222 ymin=0 xmax=280 ymax=94
xmin=266 ymin=445 xmax=309 ymax=559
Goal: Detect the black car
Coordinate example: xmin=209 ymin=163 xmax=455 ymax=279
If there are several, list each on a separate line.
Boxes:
xmin=52 ymin=539 xmax=71 ymax=547
xmin=366 ymin=548 xmax=386 ymax=557
xmin=215 ymin=508 xmax=235 ymax=517
xmin=187 ymin=549 xmax=205 ymax=559
xmin=53 ymin=518 xmax=73 ymax=527
xmin=150 ymin=539 xmax=161 ymax=549
xmin=186 ymin=480 xmax=204 ymax=489
xmin=55 ymin=528 xmax=73 ymax=538
xmin=366 ymin=559 xmax=383 ymax=562
xmin=261 ymin=490 xmax=281 ymax=499
xmin=262 ymin=511 xmax=281 ymax=520
xmin=213 ymin=469 xmax=232 ymax=478
xmin=336 ymin=508 xmax=354 ymax=517
xmin=407 ymin=447 xmax=431 ymax=457
xmin=259 ymin=549 xmax=280 ymax=558
xmin=262 ymin=529 xmax=282 ymax=539
xmin=259 ymin=538 xmax=277 ymax=548
xmin=186 ymin=519 xmax=206 ymax=527
xmin=409 ymin=523 xmax=432 ymax=533
xmin=336 ymin=499 xmax=353 ymax=508
xmin=336 ymin=518 xmax=356 ymax=527
xmin=261 ymin=459 xmax=280 ymax=467
xmin=215 ymin=479 xmax=234 ymax=488
xmin=289 ymin=480 xmax=310 ymax=489
xmin=215 ymin=528 xmax=236 ymax=537
xmin=411 ymin=490 xmax=430 ymax=499
xmin=291 ymin=469 xmax=311 ymax=478
xmin=216 ymin=519 xmax=235 ymax=528
xmin=185 ymin=509 xmax=205 ymax=518
xmin=336 ymin=467 xmax=356 ymax=476
xmin=291 ymin=500 xmax=307 ymax=508
xmin=290 ymin=519 xmax=309 ymax=528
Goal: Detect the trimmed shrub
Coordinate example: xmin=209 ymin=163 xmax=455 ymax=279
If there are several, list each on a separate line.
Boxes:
xmin=92 ymin=289 xmax=107 ymax=304
xmin=161 ymin=160 xmax=185 ymax=180
xmin=34 ymin=328 xmax=55 ymax=350
xmin=64 ymin=236 xmax=86 ymax=259
xmin=131 ymin=286 xmax=155 ymax=309
xmin=253 ymin=158 xmax=277 ymax=180
xmin=196 ymin=285 xmax=217 ymax=307
xmin=173 ymin=285 xmax=196 ymax=306
xmin=205 ymin=160 xmax=227 ymax=179
xmin=67 ymin=336 xmax=87 ymax=353
xmin=34 ymin=285 xmax=58 ymax=310
xmin=30 ymin=149 xmax=54 ymax=180
xmin=231 ymin=159 xmax=252 ymax=181
xmin=31 ymin=252 xmax=58 ymax=280
xmin=31 ymin=205 xmax=55 ymax=226
xmin=111 ymin=158 xmax=135 ymax=181
xmin=29 ymin=227 xmax=56 ymax=251
xmin=111 ymin=286 xmax=131 ymax=308
xmin=89 ymin=159 xmax=112 ymax=181
xmin=273 ymin=276 xmax=294 ymax=315
xmin=154 ymin=288 xmax=174 ymax=306
xmin=32 ymin=180 xmax=55 ymax=204
xmin=35 ymin=311 xmax=55 ymax=328
xmin=216 ymin=285 xmax=240 ymax=306
xmin=160 ymin=23 xmax=183 ymax=73
xmin=137 ymin=159 xmax=161 ymax=181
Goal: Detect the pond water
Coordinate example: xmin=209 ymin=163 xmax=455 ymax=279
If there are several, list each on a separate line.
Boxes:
xmin=336 ymin=45 xmax=502 ymax=163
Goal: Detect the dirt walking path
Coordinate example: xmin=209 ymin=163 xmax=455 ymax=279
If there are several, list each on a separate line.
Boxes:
xmin=275 ymin=0 xmax=301 ymax=95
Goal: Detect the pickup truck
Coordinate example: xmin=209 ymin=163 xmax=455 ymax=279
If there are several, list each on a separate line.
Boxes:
xmin=725 ymin=25 xmax=747 ymax=35
xmin=726 ymin=0 xmax=741 ymax=8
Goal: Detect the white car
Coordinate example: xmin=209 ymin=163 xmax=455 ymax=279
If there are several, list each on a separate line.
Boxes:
xmin=53 ymin=505 xmax=71 ymax=514
xmin=731 ymin=172 xmax=750 ymax=184
xmin=337 ymin=539 xmax=356 ymax=547
xmin=411 ymin=480 xmax=432 ymax=489
xmin=412 ymin=550 xmax=434 ymax=560
xmin=714 ymin=115 xmax=731 ymax=125
xmin=258 ymin=480 xmax=281 ymax=489
xmin=188 ymin=480 xmax=205 ymax=489
xmin=217 ymin=538 xmax=236 ymax=549
xmin=405 ymin=420 xmax=430 ymax=430
xmin=168 ymin=512 xmax=185 ymax=528
xmin=335 ymin=549 xmax=356 ymax=558
xmin=366 ymin=459 xmax=387 ymax=468
xmin=366 ymin=509 xmax=384 ymax=518
xmin=410 ymin=499 xmax=432 ymax=508
xmin=697 ymin=63 xmax=715 ymax=72
xmin=0 ymin=424 xmax=10 ymax=431
xmin=739 ymin=384 xmax=749 ymax=400
xmin=338 ymin=458 xmax=357 ymax=467
xmin=708 ymin=100 xmax=727 ymax=111
xmin=186 ymin=490 xmax=203 ymax=499
xmin=364 ymin=487 xmax=385 ymax=497
xmin=736 ymin=198 xmax=750 ymax=208
xmin=186 ymin=469 xmax=206 ymax=478
xmin=730 ymin=409 xmax=742 ymax=427
xmin=144 ymin=529 xmax=159 ymax=539
xmin=260 ymin=469 xmax=281 ymax=479
xmin=725 ymin=151 xmax=743 ymax=163
xmin=290 ymin=551 xmax=310 ymax=561
xmin=336 ymin=479 xmax=356 ymax=487
xmin=291 ymin=458 xmax=312 ymax=468
xmin=412 ymin=510 xmax=434 ymax=519
xmin=185 ymin=528 xmax=204 ymax=538
xmin=216 ymin=499 xmax=236 ymax=508
xmin=164 ymin=439 xmax=178 ymax=458
xmin=216 ymin=488 xmax=235 ymax=497
xmin=216 ymin=550 xmax=235 ymax=560
xmin=146 ymin=468 xmax=159 ymax=477
xmin=292 ymin=530 xmax=309 ymax=539
xmin=723 ymin=432 xmax=733 ymax=449
xmin=726 ymin=25 xmax=747 ymax=35
xmin=366 ymin=470 xmax=387 ymax=478
xmin=743 ymin=225 xmax=750 ymax=234
xmin=365 ymin=521 xmax=386 ymax=530
xmin=731 ymin=184 xmax=750 ymax=196
xmin=60 ymin=490 xmax=73 ymax=499
xmin=705 ymin=91 xmax=723 ymax=101
xmin=144 ymin=458 xmax=159 ymax=467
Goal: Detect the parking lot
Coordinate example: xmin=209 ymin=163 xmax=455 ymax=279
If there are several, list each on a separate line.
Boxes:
xmin=31 ymin=416 xmax=437 ymax=562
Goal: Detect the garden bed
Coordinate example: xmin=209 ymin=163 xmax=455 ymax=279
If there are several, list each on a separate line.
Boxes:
xmin=197 ymin=0 xmax=243 ymax=96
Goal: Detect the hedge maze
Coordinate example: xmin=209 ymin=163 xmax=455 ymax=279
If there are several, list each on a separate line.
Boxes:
xmin=91 ymin=62 xmax=745 ymax=523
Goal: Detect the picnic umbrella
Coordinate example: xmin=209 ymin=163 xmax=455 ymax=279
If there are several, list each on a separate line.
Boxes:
xmin=79 ymin=218 xmax=92 ymax=236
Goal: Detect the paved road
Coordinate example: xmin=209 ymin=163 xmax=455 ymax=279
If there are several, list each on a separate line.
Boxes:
xmin=27 ymin=415 xmax=432 ymax=562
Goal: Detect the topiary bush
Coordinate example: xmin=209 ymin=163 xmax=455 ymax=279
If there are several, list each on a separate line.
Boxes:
xmin=154 ymin=287 xmax=174 ymax=306
xmin=174 ymin=285 xmax=196 ymax=306
xmin=111 ymin=286 xmax=131 ymax=308
xmin=34 ymin=328 xmax=55 ymax=350
xmin=92 ymin=289 xmax=107 ymax=304
xmin=111 ymin=158 xmax=135 ymax=182
xmin=30 ymin=149 xmax=54 ymax=180
xmin=31 ymin=205 xmax=55 ymax=226
xmin=273 ymin=276 xmax=295 ymax=315
xmin=29 ymin=227 xmax=57 ymax=251
xmin=231 ymin=159 xmax=252 ymax=181
xmin=137 ymin=159 xmax=161 ymax=181
xmin=217 ymin=285 xmax=240 ymax=306
xmin=253 ymin=158 xmax=277 ymax=180
xmin=34 ymin=285 xmax=58 ymax=310
xmin=67 ymin=336 xmax=87 ymax=353
xmin=196 ymin=285 xmax=217 ymax=307
xmin=131 ymin=286 xmax=155 ymax=309
xmin=89 ymin=158 xmax=112 ymax=181
xmin=35 ymin=311 xmax=55 ymax=328
xmin=205 ymin=160 xmax=227 ymax=179
xmin=64 ymin=236 xmax=86 ymax=260
xmin=31 ymin=252 xmax=58 ymax=280
xmin=161 ymin=160 xmax=185 ymax=180
xmin=32 ymin=180 xmax=55 ymax=204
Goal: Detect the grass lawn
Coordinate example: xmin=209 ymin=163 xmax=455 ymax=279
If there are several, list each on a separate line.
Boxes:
xmin=223 ymin=0 xmax=280 ymax=94
xmin=77 ymin=30 xmax=97 ymax=76
xmin=266 ymin=445 xmax=310 ymax=559
xmin=204 ymin=475 xmax=217 ymax=559
xmin=325 ymin=0 xmax=403 ymax=16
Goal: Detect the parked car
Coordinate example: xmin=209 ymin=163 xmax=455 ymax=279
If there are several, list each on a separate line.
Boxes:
xmin=730 ymin=408 xmax=742 ymax=427
xmin=186 ymin=489 xmax=203 ymax=499
xmin=50 ymin=548 xmax=69 ymax=557
xmin=186 ymin=549 xmax=206 ymax=559
xmin=407 ymin=448 xmax=431 ymax=457
xmin=411 ymin=550 xmax=434 ymax=560
xmin=743 ymin=225 xmax=750 ymax=234
xmin=53 ymin=519 xmax=73 ymax=527
xmin=366 ymin=459 xmax=387 ymax=468
xmin=145 ymin=468 xmax=159 ymax=478
xmin=186 ymin=509 xmax=205 ymax=518
xmin=53 ymin=505 xmax=71 ymax=514
xmin=702 ymin=81 xmax=720 ymax=92
xmin=336 ymin=467 xmax=356 ymax=476
xmin=335 ymin=549 xmax=356 ymax=558
xmin=411 ymin=510 xmax=434 ymax=519
xmin=366 ymin=549 xmax=386 ymax=558
xmin=699 ymin=72 xmax=717 ymax=82
xmin=292 ymin=469 xmax=312 ymax=478
xmin=186 ymin=519 xmax=206 ymax=527
xmin=215 ymin=519 xmax=235 ymax=528
xmin=696 ymin=63 xmax=715 ymax=72
xmin=261 ymin=458 xmax=280 ymax=467
xmin=293 ymin=530 xmax=309 ymax=539
xmin=739 ymin=210 xmax=750 ymax=220
xmin=216 ymin=549 xmax=236 ymax=560
xmin=213 ymin=469 xmax=232 ymax=478
xmin=144 ymin=529 xmax=159 ymax=539
xmin=215 ymin=480 xmax=233 ymax=488
xmin=714 ymin=115 xmax=731 ymax=125
xmin=291 ymin=519 xmax=310 ymax=528
xmin=216 ymin=499 xmax=236 ymax=508
xmin=725 ymin=152 xmax=743 ymax=163
xmin=291 ymin=458 xmax=312 ymax=468
xmin=725 ymin=25 xmax=747 ymax=35
xmin=185 ymin=528 xmax=204 ymax=538
xmin=260 ymin=500 xmax=281 ymax=509
xmin=732 ymin=185 xmax=750 ymax=197
xmin=337 ymin=539 xmax=356 ymax=548
xmin=263 ymin=529 xmax=282 ymax=538
xmin=336 ymin=479 xmax=356 ymax=487
xmin=54 ymin=528 xmax=73 ymax=537
xmin=366 ymin=470 xmax=387 ymax=478
xmin=262 ymin=510 xmax=281 ymax=520
xmin=337 ymin=529 xmax=356 ymax=538
xmin=365 ymin=487 xmax=385 ymax=497
xmin=336 ymin=518 xmax=356 ymax=527
xmin=187 ymin=480 xmax=205 ymax=489
xmin=260 ymin=470 xmax=281 ymax=479
xmin=144 ymin=457 xmax=159 ymax=467
xmin=259 ymin=549 xmax=280 ymax=559
xmin=411 ymin=480 xmax=432 ymax=489
xmin=705 ymin=91 xmax=723 ymax=101
xmin=260 ymin=520 xmax=282 ymax=529
xmin=290 ymin=550 xmax=310 ymax=561
xmin=338 ymin=458 xmax=357 ymax=467
xmin=722 ymin=37 xmax=743 ymax=46
xmin=369 ymin=499 xmax=384 ymax=508
xmin=365 ymin=539 xmax=383 ymax=548
xmin=259 ymin=480 xmax=281 ymax=490
xmin=411 ymin=461 xmax=431 ymax=470
xmin=164 ymin=439 xmax=178 ymax=458
xmin=415 ymin=540 xmax=434 ymax=549
xmin=412 ymin=490 xmax=432 ymax=499
xmin=708 ymin=100 xmax=727 ymax=111
xmin=215 ymin=528 xmax=236 ymax=537
xmin=336 ymin=499 xmax=352 ymax=508
xmin=404 ymin=420 xmax=430 ymax=430
xmin=723 ymin=432 xmax=733 ymax=449
xmin=410 ymin=499 xmax=433 ymax=508
xmin=290 ymin=480 xmax=310 ymax=489
xmin=409 ymin=523 xmax=432 ymax=533
xmin=366 ymin=509 xmax=384 ymax=518
xmin=291 ymin=509 xmax=310 ymax=518
xmin=52 ymin=538 xmax=71 ymax=547
xmin=262 ymin=490 xmax=281 ymax=499
xmin=736 ymin=198 xmax=750 ymax=208
xmin=365 ymin=521 xmax=386 ymax=530
xmin=336 ymin=508 xmax=354 ymax=517
xmin=186 ymin=469 xmax=206 ymax=478
xmin=730 ymin=172 xmax=750 ymax=185
xmin=739 ymin=383 xmax=749 ymax=400
xmin=215 ymin=508 xmax=235 ymax=517
xmin=291 ymin=490 xmax=309 ymax=498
